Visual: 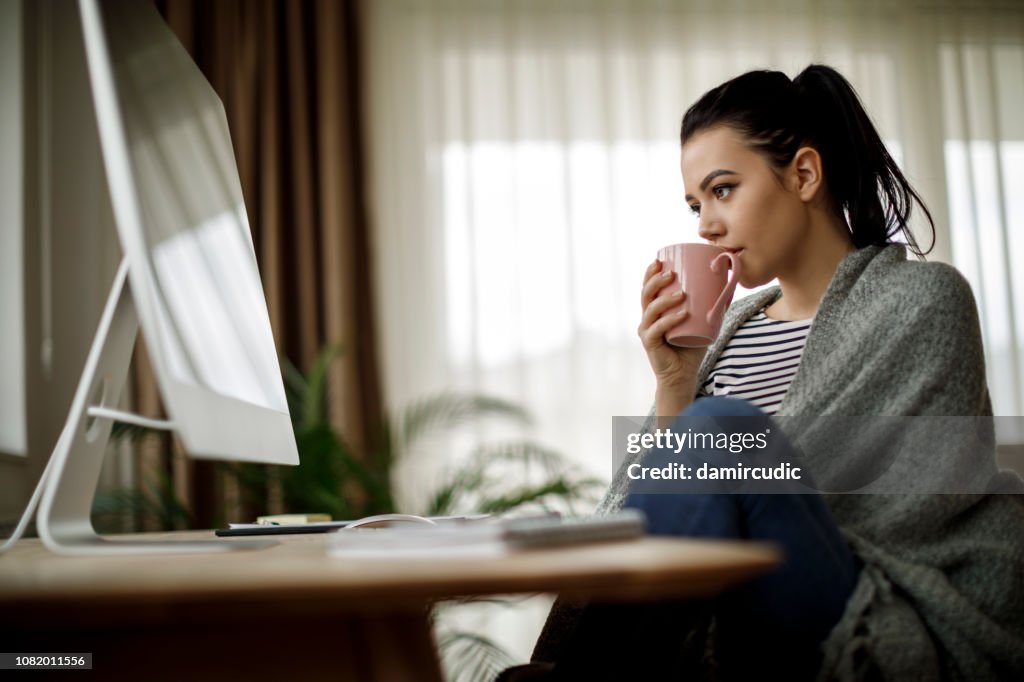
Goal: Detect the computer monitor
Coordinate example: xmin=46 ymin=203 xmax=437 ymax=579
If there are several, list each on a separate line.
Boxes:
xmin=21 ymin=0 xmax=298 ymax=554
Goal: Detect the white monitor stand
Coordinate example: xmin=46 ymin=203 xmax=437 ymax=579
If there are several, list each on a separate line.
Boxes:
xmin=1 ymin=260 xmax=273 ymax=555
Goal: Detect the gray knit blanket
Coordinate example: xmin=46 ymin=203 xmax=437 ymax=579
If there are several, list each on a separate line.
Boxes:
xmin=535 ymin=245 xmax=1024 ymax=680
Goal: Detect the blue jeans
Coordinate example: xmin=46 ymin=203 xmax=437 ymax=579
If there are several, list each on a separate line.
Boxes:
xmin=549 ymin=397 xmax=860 ymax=681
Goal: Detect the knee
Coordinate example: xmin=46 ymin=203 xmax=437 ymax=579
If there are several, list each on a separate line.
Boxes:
xmin=682 ymin=396 xmax=766 ymax=419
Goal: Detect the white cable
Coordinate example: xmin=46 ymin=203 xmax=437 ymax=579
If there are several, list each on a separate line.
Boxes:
xmin=85 ymin=407 xmax=175 ymax=431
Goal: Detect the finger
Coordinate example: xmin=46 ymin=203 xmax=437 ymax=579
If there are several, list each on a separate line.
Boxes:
xmin=639 ymin=309 xmax=690 ymax=349
xmin=640 ymin=290 xmax=687 ymax=331
xmin=639 ymin=260 xmax=662 ymax=306
xmin=642 ymin=302 xmax=688 ymax=340
xmin=641 ymin=267 xmax=676 ymax=308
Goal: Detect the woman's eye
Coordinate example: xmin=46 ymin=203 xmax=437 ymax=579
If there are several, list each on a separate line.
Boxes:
xmin=688 ymin=204 xmax=701 ymax=217
xmin=713 ymin=184 xmax=734 ymax=200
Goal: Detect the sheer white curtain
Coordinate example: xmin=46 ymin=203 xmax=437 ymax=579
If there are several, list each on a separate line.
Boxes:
xmin=366 ymin=0 xmax=1023 ymax=502
xmin=364 ymin=0 xmax=1024 ymax=664
xmin=941 ymin=34 xmax=1024 ymax=417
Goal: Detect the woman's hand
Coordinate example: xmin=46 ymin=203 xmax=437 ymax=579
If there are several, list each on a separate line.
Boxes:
xmin=638 ymin=259 xmax=706 ymax=416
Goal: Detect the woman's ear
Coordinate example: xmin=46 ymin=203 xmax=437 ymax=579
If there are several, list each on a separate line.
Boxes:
xmin=790 ymin=146 xmax=824 ymax=202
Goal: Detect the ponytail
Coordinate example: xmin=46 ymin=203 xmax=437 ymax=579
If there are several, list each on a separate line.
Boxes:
xmin=680 ymin=65 xmax=935 ymax=256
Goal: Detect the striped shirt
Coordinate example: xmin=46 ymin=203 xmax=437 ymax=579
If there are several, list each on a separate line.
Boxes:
xmin=698 ymin=310 xmax=813 ymax=415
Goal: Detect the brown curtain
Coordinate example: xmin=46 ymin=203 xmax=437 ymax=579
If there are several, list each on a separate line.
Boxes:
xmin=135 ymin=0 xmax=382 ymax=527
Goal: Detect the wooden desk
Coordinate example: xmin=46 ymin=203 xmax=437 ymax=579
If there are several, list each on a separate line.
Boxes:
xmin=0 ymin=531 xmax=778 ymax=681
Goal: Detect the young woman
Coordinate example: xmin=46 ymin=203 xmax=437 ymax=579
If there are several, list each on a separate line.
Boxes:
xmin=501 ymin=65 xmax=1024 ymax=681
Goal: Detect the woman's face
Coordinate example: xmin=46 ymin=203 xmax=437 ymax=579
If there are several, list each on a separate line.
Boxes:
xmin=680 ymin=125 xmax=810 ymax=287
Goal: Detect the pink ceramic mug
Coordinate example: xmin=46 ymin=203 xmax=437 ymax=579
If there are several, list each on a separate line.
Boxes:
xmin=655 ymin=243 xmax=743 ymax=347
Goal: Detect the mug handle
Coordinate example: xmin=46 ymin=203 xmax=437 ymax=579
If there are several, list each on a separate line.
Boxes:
xmin=706 ymin=252 xmax=742 ymax=326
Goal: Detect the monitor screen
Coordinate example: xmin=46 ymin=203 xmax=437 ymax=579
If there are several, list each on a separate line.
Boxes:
xmin=89 ymin=0 xmax=296 ymax=463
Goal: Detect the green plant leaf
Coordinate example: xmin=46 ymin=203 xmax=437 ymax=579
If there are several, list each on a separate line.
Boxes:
xmin=437 ymin=629 xmax=519 ymax=682
xmin=91 ymin=469 xmax=192 ymax=533
xmin=423 ymin=464 xmax=489 ymax=516
xmin=299 ymin=345 xmax=344 ymax=431
xmin=281 ymin=354 xmax=310 ymax=420
xmin=228 ymin=348 xmax=600 ymax=530
xmin=424 ymin=439 xmax=603 ymax=516
xmin=395 ymin=393 xmax=532 ymax=456
xmin=109 ymin=421 xmax=167 ymax=443
xmin=474 ymin=478 xmax=603 ymax=515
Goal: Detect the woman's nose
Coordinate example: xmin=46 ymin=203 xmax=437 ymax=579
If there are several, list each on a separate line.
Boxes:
xmin=697 ymin=215 xmax=723 ymax=242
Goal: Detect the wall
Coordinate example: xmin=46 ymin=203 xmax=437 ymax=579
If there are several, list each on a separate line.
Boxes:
xmin=0 ymin=0 xmax=26 ymax=459
xmin=0 ymin=0 xmax=122 ymax=528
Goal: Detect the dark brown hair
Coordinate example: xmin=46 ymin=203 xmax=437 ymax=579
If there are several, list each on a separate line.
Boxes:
xmin=681 ymin=65 xmax=934 ymax=256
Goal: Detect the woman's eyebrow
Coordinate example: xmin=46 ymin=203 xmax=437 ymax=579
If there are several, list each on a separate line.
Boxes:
xmin=685 ymin=169 xmax=739 ymax=201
